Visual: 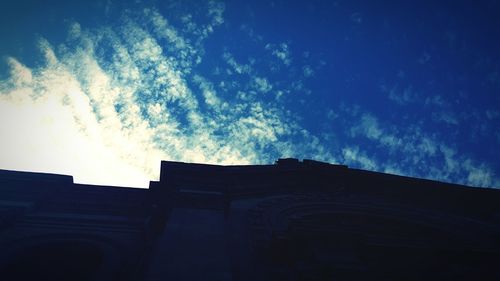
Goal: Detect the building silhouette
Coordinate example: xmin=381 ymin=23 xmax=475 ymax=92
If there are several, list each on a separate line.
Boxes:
xmin=0 ymin=159 xmax=499 ymax=280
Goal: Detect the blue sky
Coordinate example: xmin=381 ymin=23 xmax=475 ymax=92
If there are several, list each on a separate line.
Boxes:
xmin=0 ymin=0 xmax=499 ymax=188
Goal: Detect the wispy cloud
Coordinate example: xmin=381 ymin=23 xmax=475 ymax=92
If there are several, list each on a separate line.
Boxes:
xmin=265 ymin=42 xmax=292 ymax=65
xmin=222 ymin=52 xmax=252 ymax=75
xmin=344 ymin=109 xmax=498 ymax=187
xmin=342 ymin=146 xmax=378 ymax=170
xmin=0 ymin=4 xmax=332 ymax=187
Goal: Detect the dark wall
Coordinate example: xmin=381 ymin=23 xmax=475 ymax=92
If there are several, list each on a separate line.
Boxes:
xmin=1 ymin=159 xmax=500 ymax=281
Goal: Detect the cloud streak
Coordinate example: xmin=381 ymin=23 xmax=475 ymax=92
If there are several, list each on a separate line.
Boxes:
xmin=344 ymin=110 xmax=498 ymax=187
xmin=0 ymin=4 xmax=332 ymax=187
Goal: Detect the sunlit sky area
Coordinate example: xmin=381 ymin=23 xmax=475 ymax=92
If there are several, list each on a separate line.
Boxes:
xmin=1 ymin=0 xmax=499 ymax=188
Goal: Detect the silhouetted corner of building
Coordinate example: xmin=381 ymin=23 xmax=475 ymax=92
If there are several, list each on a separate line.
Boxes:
xmin=1 ymin=159 xmax=500 ymax=280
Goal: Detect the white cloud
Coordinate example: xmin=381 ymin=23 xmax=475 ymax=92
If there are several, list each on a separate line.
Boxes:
xmin=345 ymin=109 xmax=498 ymax=187
xmin=207 ymin=1 xmax=225 ymax=26
xmin=351 ymin=113 xmax=383 ymax=140
xmin=464 ymin=160 xmax=496 ymax=187
xmin=0 ymin=58 xmax=159 ymax=188
xmin=38 ymin=38 xmax=58 ymax=66
xmin=0 ymin=5 xmax=334 ymax=188
xmin=253 ymin=77 xmax=272 ymax=93
xmin=265 ymin=42 xmax=291 ymax=65
xmin=222 ymin=52 xmax=252 ymax=75
xmin=6 ymin=58 xmax=33 ymax=86
xmin=342 ymin=146 xmax=377 ymax=170
xmin=193 ymin=75 xmax=223 ymax=109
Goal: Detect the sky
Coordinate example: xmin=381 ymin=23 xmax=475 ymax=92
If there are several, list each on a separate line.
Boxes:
xmin=0 ymin=0 xmax=499 ymax=188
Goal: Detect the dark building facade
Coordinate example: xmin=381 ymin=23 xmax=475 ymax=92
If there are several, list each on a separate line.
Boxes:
xmin=0 ymin=159 xmax=499 ymax=280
